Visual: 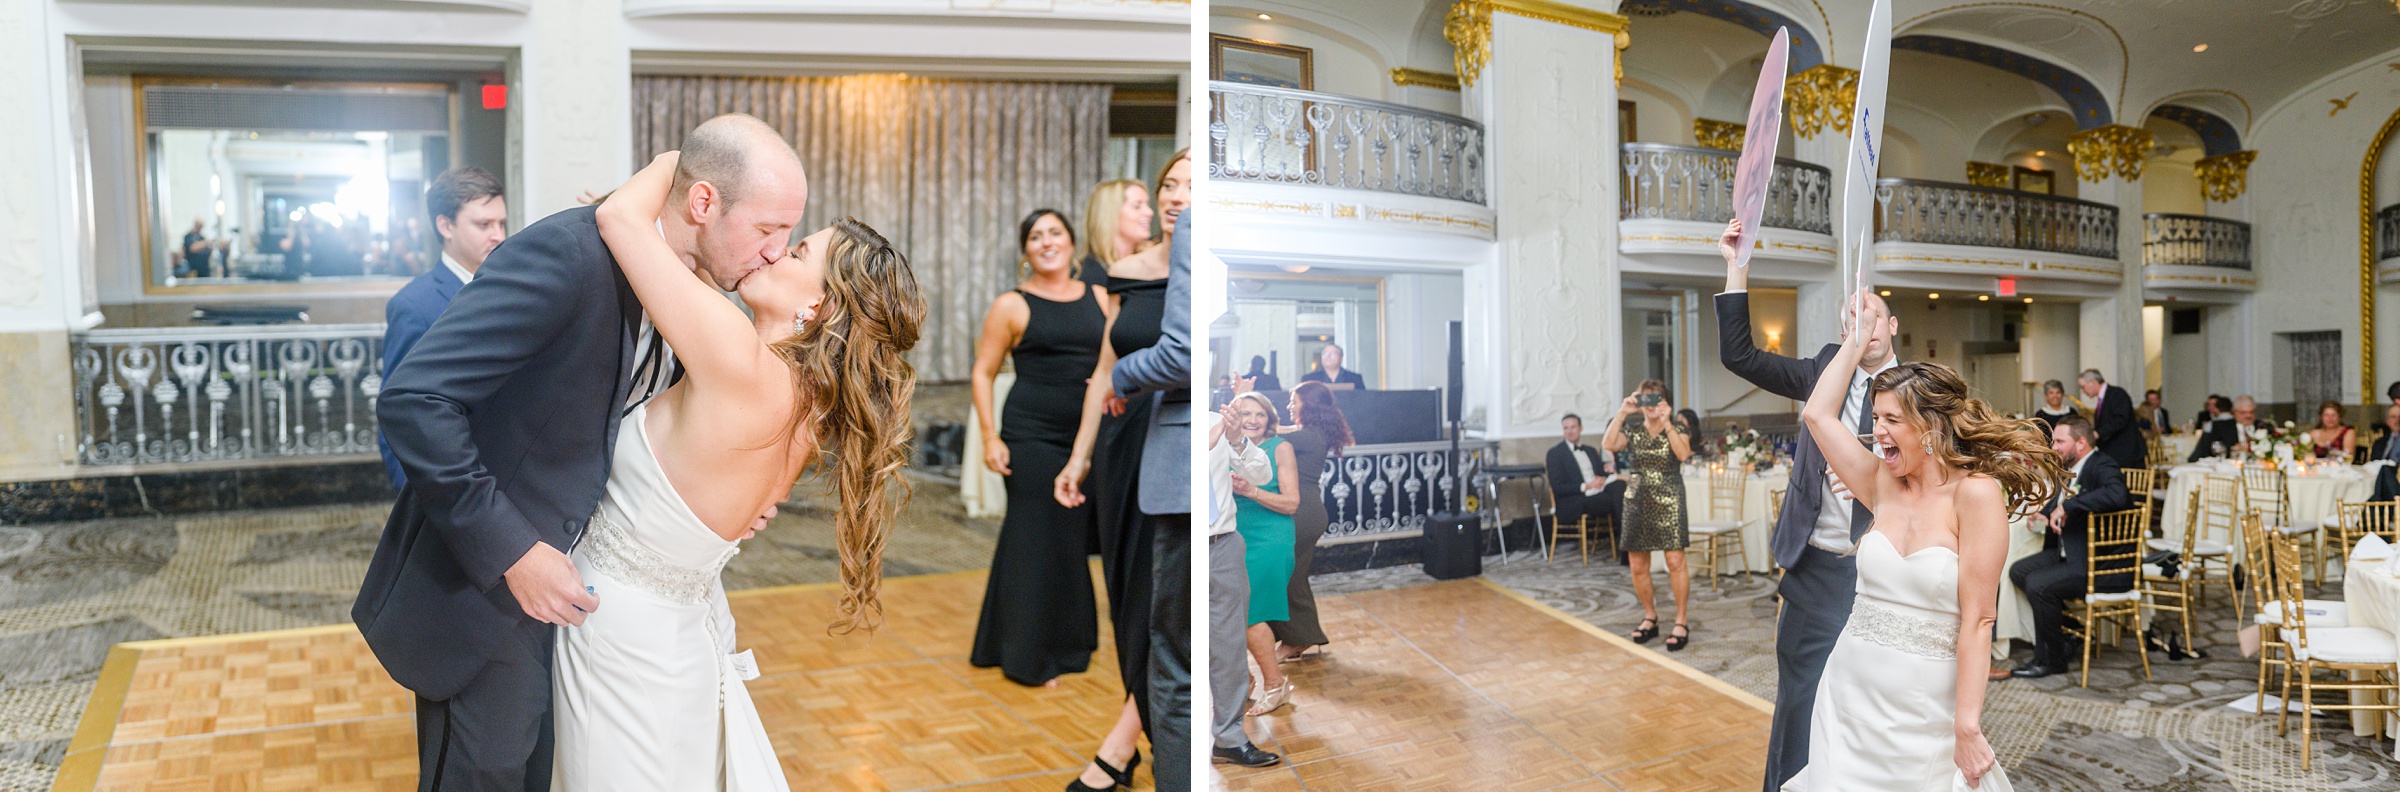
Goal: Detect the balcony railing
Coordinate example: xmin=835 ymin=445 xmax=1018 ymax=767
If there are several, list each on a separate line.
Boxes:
xmin=2380 ymin=203 xmax=2400 ymax=262
xmin=73 ymin=324 xmax=385 ymax=469
xmin=1207 ymin=81 xmax=1486 ymax=205
xmin=1618 ymin=143 xmax=1833 ymax=234
xmin=1315 ymin=440 xmax=1498 ymax=539
xmin=1874 ymin=179 xmax=2118 ymax=259
xmin=2142 ymin=214 xmax=2251 ymax=269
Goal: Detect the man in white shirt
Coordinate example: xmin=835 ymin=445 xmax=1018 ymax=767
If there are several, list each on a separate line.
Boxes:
xmin=1713 ymin=219 xmax=1900 ymax=791
xmin=1206 ymin=408 xmax=1280 ymax=769
xmin=378 ymin=166 xmax=508 ymax=490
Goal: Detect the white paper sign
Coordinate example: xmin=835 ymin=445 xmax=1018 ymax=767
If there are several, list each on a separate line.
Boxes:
xmin=1840 ymin=0 xmax=1893 ymax=301
xmin=1730 ymin=29 xmax=1790 ymax=271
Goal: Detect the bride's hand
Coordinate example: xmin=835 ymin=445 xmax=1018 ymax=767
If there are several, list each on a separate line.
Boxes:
xmin=1955 ymin=727 xmax=1996 ymax=788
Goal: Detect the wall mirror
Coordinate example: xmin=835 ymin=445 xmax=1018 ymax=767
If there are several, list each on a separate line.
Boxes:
xmin=1211 ymin=35 xmax=1313 ymax=90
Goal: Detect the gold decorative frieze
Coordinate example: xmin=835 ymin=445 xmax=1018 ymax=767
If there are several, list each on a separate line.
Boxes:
xmin=2066 ymin=124 xmax=2154 ymax=182
xmin=1390 ymin=68 xmax=1462 ymax=91
xmin=1785 ymin=65 xmax=1858 ymax=139
xmin=1445 ymin=0 xmax=1632 ymax=88
xmin=2194 ymin=150 xmax=2257 ymax=202
xmin=1965 ymin=162 xmax=2010 ymax=189
xmin=1693 ymin=119 xmax=1745 ymax=150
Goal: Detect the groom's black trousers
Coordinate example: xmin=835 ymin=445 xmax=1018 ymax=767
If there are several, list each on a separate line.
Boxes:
xmin=414 ymin=620 xmax=555 ymax=792
xmin=1147 ymin=514 xmax=1193 ymax=792
xmin=1765 ymin=545 xmax=1858 ymax=792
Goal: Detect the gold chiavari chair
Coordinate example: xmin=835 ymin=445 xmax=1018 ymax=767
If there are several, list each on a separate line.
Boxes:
xmin=1688 ymin=469 xmax=1752 ymax=592
xmin=2145 ymin=432 xmax=2167 ymax=472
xmin=1544 ymin=486 xmax=1606 ymax=566
xmin=2242 ymin=467 xmax=2326 ymax=584
xmin=2121 ymin=468 xmax=2155 ymax=503
xmin=2139 ymin=497 xmax=2196 ymax=662
xmin=2241 ymin=510 xmax=2355 ymax=714
xmin=2150 ymin=478 xmax=2239 ymax=611
xmin=2067 ymin=508 xmax=2151 ymax=687
xmin=2332 ymin=501 xmax=2399 ymax=562
xmin=2269 ymin=532 xmax=2399 ymax=770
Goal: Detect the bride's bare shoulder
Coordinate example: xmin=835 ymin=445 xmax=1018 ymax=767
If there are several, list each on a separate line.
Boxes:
xmin=1952 ymin=474 xmax=2005 ymax=506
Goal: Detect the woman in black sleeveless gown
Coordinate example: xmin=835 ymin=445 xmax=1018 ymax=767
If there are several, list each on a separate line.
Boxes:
xmin=969 ymin=209 xmax=1104 ymax=687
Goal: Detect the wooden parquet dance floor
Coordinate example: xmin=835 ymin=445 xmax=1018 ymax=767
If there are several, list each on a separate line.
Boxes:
xmin=52 ymin=569 xmax=1148 ymax=792
xmin=1221 ymin=578 xmax=1773 ymax=792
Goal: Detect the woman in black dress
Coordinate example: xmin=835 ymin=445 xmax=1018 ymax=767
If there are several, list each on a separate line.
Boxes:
xmin=969 ymin=209 xmax=1105 ymax=688
xmin=1053 ymin=150 xmax=1189 ymax=792
xmin=1272 ymin=380 xmax=1352 ymax=661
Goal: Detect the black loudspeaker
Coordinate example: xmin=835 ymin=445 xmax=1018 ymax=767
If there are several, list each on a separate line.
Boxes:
xmin=1446 ymin=321 xmax=1464 ymax=422
xmin=1420 ymin=511 xmax=1482 ymax=579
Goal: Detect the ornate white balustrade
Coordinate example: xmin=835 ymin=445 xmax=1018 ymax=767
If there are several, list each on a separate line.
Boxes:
xmin=73 ymin=325 xmax=386 ymax=470
xmin=1316 ymin=440 xmax=1498 ymax=540
xmin=1208 ymin=81 xmax=1486 ymax=205
xmin=1618 ymin=143 xmax=1832 ymax=234
xmin=1873 ymin=178 xmax=2118 ymax=259
xmin=2142 ymin=214 xmax=2250 ymax=269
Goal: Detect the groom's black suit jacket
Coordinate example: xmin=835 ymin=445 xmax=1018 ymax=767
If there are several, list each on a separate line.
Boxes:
xmin=1716 ymin=291 xmax=1873 ymax=569
xmin=355 ymin=206 xmax=645 ymax=700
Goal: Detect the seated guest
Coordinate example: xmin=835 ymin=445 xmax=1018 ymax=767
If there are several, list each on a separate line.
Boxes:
xmin=2219 ymin=396 xmax=2267 ymax=456
xmin=2308 ymin=400 xmax=2356 ymax=460
xmin=378 ymin=166 xmax=507 ymax=490
xmin=2032 ymin=380 xmax=2080 ymax=435
xmin=2188 ymin=395 xmax=2233 ymax=462
xmin=1242 ymin=355 xmax=1283 ymax=393
xmin=1298 ymin=342 xmax=1366 ymax=389
xmin=2374 ymin=404 xmax=2400 ymax=500
xmin=1545 ymin=413 xmax=1628 ymax=565
xmin=2008 ymin=415 xmax=2132 ymax=679
xmin=2081 ymin=369 xmax=2146 ymax=470
xmin=2135 ymin=389 xmax=2166 ymax=436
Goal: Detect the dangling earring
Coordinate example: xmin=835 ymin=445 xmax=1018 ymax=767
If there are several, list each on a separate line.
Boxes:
xmin=1921 ymin=435 xmax=1935 ymax=455
xmin=1017 ymin=259 xmax=1031 ymax=280
xmin=792 ymin=308 xmax=815 ymax=335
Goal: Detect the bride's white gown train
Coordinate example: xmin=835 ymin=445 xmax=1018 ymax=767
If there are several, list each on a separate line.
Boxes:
xmin=550 ymin=406 xmax=791 ymax=791
xmin=1782 ymin=531 xmax=2012 ymax=792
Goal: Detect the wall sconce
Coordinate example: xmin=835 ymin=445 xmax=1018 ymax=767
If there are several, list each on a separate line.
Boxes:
xmin=1765 ymin=328 xmax=1783 ymax=355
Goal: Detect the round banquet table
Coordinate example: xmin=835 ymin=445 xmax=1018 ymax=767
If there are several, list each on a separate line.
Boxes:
xmin=2337 ymin=554 xmax=2400 ymax=754
xmin=2164 ymin=433 xmax=2197 ymax=464
xmin=1992 ymin=517 xmax=2049 ymax=660
xmin=2157 ymin=463 xmax=2374 ymax=554
xmin=1658 ymin=465 xmax=1787 ymax=573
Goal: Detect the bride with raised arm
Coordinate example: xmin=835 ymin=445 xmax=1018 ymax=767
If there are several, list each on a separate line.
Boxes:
xmin=553 ymin=151 xmax=925 ymax=791
xmin=1782 ymin=290 xmax=2059 ymax=791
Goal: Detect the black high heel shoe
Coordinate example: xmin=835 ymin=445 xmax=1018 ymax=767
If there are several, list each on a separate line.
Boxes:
xmin=1665 ymin=622 xmax=1691 ymax=652
xmin=1065 ymin=751 xmax=1141 ymax=791
xmin=1630 ymin=617 xmax=1659 ymax=644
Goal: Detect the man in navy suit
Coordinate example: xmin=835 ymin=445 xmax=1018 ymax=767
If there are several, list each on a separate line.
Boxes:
xmin=378 ymin=166 xmax=509 ymax=490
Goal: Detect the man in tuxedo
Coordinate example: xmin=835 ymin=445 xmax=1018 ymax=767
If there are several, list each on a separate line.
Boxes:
xmin=2188 ymin=395 xmax=2233 ymax=462
xmin=1713 ymin=222 xmax=1899 ymax=791
xmin=379 ymin=166 xmax=508 ymax=491
xmin=2080 ymin=369 xmax=2145 ymax=470
xmin=2007 ymin=415 xmax=2132 ymax=679
xmin=359 ymin=114 xmax=807 ymax=791
xmin=1545 ymin=414 xmax=1627 ymax=563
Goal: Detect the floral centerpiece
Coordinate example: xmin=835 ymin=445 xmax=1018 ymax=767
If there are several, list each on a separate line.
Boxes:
xmin=1724 ymin=425 xmax=1767 ymax=471
xmin=2242 ymin=421 xmax=2307 ymax=468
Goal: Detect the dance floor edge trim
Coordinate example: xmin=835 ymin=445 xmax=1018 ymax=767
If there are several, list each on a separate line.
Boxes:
xmin=47 ymin=571 xmax=992 ymax=792
xmin=1467 ymin=576 xmax=1773 ymax=715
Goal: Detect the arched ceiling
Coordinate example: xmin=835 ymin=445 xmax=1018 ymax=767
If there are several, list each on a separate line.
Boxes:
xmin=2148 ymin=105 xmax=2242 ymax=157
xmin=1620 ymin=0 xmax=1826 ymax=70
xmin=1891 ymin=34 xmax=2109 ymax=128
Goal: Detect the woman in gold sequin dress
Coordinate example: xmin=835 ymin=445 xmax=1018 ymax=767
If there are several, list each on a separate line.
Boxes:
xmin=1600 ymin=379 xmax=1694 ymax=650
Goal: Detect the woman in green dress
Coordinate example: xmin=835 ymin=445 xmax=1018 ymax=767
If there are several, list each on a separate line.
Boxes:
xmin=1600 ymin=379 xmax=1696 ymax=650
xmin=1227 ymin=391 xmax=1300 ymax=716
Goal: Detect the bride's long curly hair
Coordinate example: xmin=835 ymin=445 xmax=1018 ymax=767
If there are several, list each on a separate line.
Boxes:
xmin=1871 ymin=362 xmax=2064 ymax=518
xmin=769 ymin=216 xmax=925 ymax=634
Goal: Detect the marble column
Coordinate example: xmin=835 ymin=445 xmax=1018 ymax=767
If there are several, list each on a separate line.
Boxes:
xmin=1786 ymin=65 xmax=1853 ymax=354
xmin=518 ymin=0 xmax=631 ymax=219
xmin=2075 ymin=174 xmax=2149 ymax=395
xmin=1455 ymin=2 xmax=1627 ymax=448
xmin=0 ymin=1 xmax=82 ymax=481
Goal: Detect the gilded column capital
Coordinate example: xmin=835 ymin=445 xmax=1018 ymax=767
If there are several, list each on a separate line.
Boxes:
xmin=2194 ymin=150 xmax=2257 ymax=202
xmin=1785 ymin=65 xmax=1858 ymax=139
xmin=1965 ymin=162 xmax=2010 ymax=188
xmin=1390 ymin=68 xmax=1463 ymax=91
xmin=1445 ymin=0 xmax=1632 ymax=88
xmin=1694 ymin=118 xmax=1744 ymax=150
xmin=2066 ymin=124 xmax=2154 ymax=182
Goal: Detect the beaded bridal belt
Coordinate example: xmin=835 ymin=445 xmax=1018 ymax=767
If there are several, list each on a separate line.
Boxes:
xmin=1844 ymin=599 xmax=1959 ymax=660
xmin=579 ymin=508 xmax=726 ymax=606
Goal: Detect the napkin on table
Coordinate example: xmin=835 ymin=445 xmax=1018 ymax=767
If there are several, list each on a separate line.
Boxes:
xmin=2352 ymin=532 xmax=2392 ymax=562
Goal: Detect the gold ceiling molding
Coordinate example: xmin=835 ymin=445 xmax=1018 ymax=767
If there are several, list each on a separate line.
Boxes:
xmin=1965 ymin=162 xmax=2010 ymax=188
xmin=2193 ymin=150 xmax=2256 ymax=202
xmin=1390 ymin=68 xmax=1462 ymax=91
xmin=2360 ymin=107 xmax=2400 ymax=404
xmin=1693 ymin=119 xmax=1744 ymax=150
xmin=2065 ymin=124 xmax=2152 ymax=182
xmin=1444 ymin=0 xmax=1632 ymax=88
xmin=1785 ymin=65 xmax=1857 ymax=139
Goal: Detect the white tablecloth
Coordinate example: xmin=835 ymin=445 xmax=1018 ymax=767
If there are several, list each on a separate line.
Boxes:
xmin=1666 ymin=467 xmax=1788 ymax=573
xmin=2337 ymin=555 xmax=2400 ymax=751
xmin=2164 ymin=433 xmax=2197 ymax=464
xmin=2157 ymin=463 xmax=2374 ymax=549
xmin=1993 ymin=518 xmax=2048 ymax=660
xmin=959 ymin=372 xmax=1014 ymax=519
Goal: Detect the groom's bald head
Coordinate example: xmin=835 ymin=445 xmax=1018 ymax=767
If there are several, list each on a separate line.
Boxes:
xmin=669 ymin=114 xmax=810 ymax=290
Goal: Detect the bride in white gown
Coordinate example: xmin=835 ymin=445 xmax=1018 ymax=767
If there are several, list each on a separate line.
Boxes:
xmin=550 ymin=151 xmax=925 ymax=791
xmin=1780 ymin=291 xmax=2062 ymax=791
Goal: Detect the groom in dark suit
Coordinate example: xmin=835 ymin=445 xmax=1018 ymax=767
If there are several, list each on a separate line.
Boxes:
xmin=2007 ymin=415 xmax=2131 ymax=679
xmin=1713 ymin=224 xmax=1901 ymax=791
xmin=357 ymin=115 xmax=808 ymax=791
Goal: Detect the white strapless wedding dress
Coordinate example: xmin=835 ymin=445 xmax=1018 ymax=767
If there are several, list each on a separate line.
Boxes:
xmin=550 ymin=406 xmax=790 ymax=791
xmin=1782 ymin=531 xmax=2013 ymax=792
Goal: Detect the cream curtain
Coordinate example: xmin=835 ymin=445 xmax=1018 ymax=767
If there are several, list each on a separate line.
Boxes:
xmin=632 ymin=74 xmax=1112 ymax=382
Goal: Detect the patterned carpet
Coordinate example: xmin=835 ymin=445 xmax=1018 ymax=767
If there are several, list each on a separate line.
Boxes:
xmin=1307 ymin=551 xmax=2399 ymax=792
xmin=0 ymin=473 xmax=997 ymax=792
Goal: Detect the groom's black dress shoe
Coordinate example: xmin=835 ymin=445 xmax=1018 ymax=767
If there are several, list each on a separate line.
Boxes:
xmin=2009 ymin=663 xmax=2068 ymax=679
xmin=1213 ymin=743 xmax=1282 ymax=767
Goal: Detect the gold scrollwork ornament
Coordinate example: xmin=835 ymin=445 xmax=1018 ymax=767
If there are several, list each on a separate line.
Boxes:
xmin=1785 ymin=65 xmax=1859 ymax=139
xmin=2066 ymin=124 xmax=2154 ymax=182
xmin=1446 ymin=0 xmax=1632 ymax=88
xmin=1965 ymin=162 xmax=2010 ymax=189
xmin=1693 ymin=119 xmax=1745 ymax=150
xmin=2194 ymin=150 xmax=2257 ymax=202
